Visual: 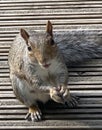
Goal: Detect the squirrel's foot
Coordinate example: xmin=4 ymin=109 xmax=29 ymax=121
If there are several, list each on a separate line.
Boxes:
xmin=62 ymin=89 xmax=79 ymax=107
xmin=50 ymin=88 xmax=65 ymax=104
xmin=50 ymin=87 xmax=79 ymax=107
xmin=64 ymin=94 xmax=79 ymax=108
xmin=25 ymin=106 xmax=42 ymax=122
xmin=59 ymin=87 xmax=79 ymax=108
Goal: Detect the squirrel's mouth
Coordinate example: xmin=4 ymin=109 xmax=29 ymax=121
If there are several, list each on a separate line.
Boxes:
xmin=43 ymin=63 xmax=51 ymax=68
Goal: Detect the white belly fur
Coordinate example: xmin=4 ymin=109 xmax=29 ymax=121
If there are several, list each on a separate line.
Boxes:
xmin=11 ymin=74 xmax=50 ymax=107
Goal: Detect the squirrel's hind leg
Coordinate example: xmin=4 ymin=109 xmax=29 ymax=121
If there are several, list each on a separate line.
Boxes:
xmin=25 ymin=106 xmax=42 ymax=122
xmin=10 ymin=74 xmax=43 ymax=121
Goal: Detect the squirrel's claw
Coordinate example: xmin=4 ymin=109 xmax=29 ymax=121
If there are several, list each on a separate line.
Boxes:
xmin=25 ymin=106 xmax=42 ymax=121
xmin=25 ymin=111 xmax=42 ymax=122
xmin=50 ymin=87 xmax=79 ymax=108
xmin=59 ymin=87 xmax=79 ymax=108
xmin=64 ymin=95 xmax=79 ymax=108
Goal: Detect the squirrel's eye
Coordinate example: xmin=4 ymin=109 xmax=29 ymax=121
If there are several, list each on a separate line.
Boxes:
xmin=28 ymin=46 xmax=32 ymax=51
xmin=50 ymin=39 xmax=55 ymax=46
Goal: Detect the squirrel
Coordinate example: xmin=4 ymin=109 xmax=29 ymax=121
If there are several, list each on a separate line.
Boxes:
xmin=8 ymin=21 xmax=102 ymax=121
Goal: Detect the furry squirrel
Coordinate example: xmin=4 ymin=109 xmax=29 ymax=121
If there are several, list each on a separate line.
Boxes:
xmin=8 ymin=21 xmax=102 ymax=121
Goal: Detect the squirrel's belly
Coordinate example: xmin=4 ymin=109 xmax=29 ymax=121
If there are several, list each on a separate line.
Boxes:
xmin=20 ymin=82 xmax=50 ymax=106
xmin=11 ymin=74 xmax=50 ymax=107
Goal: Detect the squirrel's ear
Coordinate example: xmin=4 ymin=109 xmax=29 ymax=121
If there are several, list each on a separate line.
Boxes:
xmin=20 ymin=28 xmax=29 ymax=44
xmin=46 ymin=21 xmax=53 ymax=37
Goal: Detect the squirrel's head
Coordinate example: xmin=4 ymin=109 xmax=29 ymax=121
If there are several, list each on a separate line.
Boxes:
xmin=20 ymin=21 xmax=58 ymax=69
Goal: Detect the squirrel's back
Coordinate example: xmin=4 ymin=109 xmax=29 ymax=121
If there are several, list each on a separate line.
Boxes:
xmin=8 ymin=34 xmax=25 ymax=73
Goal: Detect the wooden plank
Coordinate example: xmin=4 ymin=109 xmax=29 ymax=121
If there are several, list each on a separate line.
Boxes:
xmin=0 ymin=2 xmax=102 ymax=9
xmin=0 ymin=42 xmax=12 ymax=47
xmin=0 ymin=15 xmax=102 ymax=21
xmin=0 ymin=38 xmax=14 ymax=41
xmin=0 ymin=0 xmax=102 ymax=129
xmin=69 ymin=85 xmax=102 ymax=90
xmin=0 ymin=0 xmax=102 ymax=2
xmin=0 ymin=9 xmax=102 ymax=17
xmin=0 ymin=69 xmax=9 ymax=72
xmin=0 ymin=1 xmax=102 ymax=6
xmin=0 ymin=12 xmax=102 ymax=16
xmin=0 ymin=125 xmax=101 ymax=130
xmin=0 ymin=120 xmax=101 ymax=130
xmin=0 ymin=48 xmax=10 ymax=51
xmin=0 ymin=1 xmax=102 ymax=5
xmin=0 ymin=19 xmax=102 ymax=25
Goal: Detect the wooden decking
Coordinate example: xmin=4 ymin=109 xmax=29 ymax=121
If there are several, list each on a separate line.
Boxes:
xmin=0 ymin=0 xmax=102 ymax=129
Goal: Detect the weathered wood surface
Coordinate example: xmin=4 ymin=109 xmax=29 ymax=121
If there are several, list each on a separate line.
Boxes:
xmin=0 ymin=0 xmax=102 ymax=129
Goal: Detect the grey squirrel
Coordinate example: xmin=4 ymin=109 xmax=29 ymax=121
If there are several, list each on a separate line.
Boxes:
xmin=8 ymin=21 xmax=102 ymax=121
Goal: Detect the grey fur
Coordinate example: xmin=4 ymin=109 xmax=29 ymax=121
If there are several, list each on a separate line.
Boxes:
xmin=54 ymin=30 xmax=102 ymax=66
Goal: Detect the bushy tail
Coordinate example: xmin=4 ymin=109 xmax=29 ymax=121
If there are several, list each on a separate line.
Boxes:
xmin=55 ymin=30 xmax=102 ymax=66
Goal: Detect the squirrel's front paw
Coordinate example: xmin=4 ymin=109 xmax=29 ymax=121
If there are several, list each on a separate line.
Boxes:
xmin=59 ymin=87 xmax=79 ymax=108
xmin=50 ymin=88 xmax=65 ymax=104
xmin=50 ymin=87 xmax=79 ymax=107
xmin=64 ymin=94 xmax=79 ymax=108
xmin=25 ymin=106 xmax=42 ymax=122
